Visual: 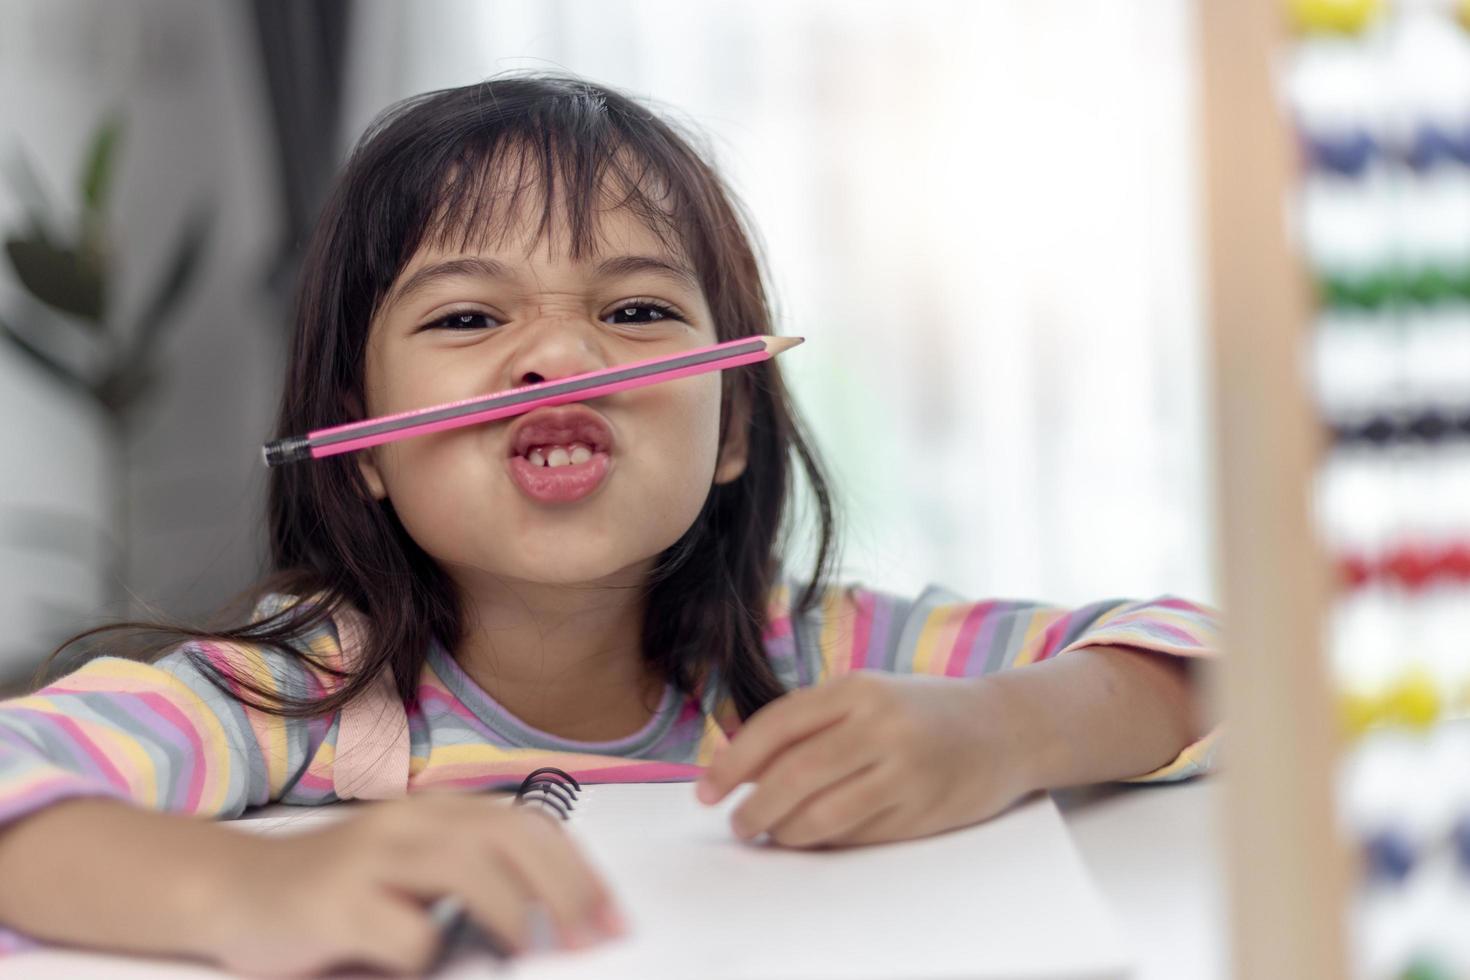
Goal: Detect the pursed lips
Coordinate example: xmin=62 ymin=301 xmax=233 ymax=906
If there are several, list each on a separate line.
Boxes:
xmin=508 ymin=405 xmax=615 ymax=464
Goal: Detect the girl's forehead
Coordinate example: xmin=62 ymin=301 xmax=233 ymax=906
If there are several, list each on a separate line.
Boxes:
xmin=419 ymin=145 xmax=684 ymax=265
xmin=397 ymin=204 xmax=693 ymax=285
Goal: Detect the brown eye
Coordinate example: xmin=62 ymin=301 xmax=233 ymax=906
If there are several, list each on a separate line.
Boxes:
xmin=605 ymin=301 xmax=682 ymax=325
xmin=427 ymin=311 xmax=497 ymax=331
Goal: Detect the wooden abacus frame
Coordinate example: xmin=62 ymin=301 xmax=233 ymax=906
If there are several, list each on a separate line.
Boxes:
xmin=1198 ymin=0 xmax=1350 ymax=975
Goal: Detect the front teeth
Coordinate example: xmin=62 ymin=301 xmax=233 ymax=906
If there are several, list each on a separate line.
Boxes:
xmin=525 ymin=443 xmax=595 ymax=468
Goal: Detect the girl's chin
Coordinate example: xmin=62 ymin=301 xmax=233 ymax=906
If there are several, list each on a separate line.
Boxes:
xmin=468 ymin=549 xmax=659 ymax=589
xmin=511 ymin=565 xmax=628 ymax=587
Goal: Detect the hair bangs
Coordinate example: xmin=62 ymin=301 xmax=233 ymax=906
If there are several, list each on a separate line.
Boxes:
xmin=384 ymin=114 xmax=700 ymax=316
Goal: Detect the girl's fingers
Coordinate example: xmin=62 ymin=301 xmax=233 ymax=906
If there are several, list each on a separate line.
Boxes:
xmin=369 ymin=797 xmax=618 ymax=949
xmin=374 ymin=839 xmax=537 ymax=954
xmin=339 ymin=892 xmax=446 ymax=976
xmin=824 ymin=808 xmax=913 ymax=848
xmin=767 ymin=763 xmax=903 ymax=848
xmin=491 ymin=812 xmax=623 ymax=946
xmin=443 ymin=856 xmax=539 ymax=955
xmin=728 ymin=722 xmax=880 ymax=840
xmin=696 ymin=686 xmax=850 ymax=804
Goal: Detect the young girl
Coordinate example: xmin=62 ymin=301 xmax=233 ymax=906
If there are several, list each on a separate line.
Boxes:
xmin=0 ymin=73 xmax=1219 ymax=977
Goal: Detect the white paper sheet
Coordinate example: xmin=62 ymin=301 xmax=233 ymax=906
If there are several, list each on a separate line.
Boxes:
xmin=1 ymin=785 xmax=1130 ymax=979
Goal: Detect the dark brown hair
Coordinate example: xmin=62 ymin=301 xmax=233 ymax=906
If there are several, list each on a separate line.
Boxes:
xmin=34 ymin=72 xmax=839 ymax=723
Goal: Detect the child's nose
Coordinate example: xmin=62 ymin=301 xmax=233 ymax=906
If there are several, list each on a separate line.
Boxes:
xmin=506 ymin=317 xmax=609 ymax=387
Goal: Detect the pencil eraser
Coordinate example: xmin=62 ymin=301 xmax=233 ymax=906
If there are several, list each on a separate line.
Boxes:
xmin=262 ymin=436 xmax=310 ymax=468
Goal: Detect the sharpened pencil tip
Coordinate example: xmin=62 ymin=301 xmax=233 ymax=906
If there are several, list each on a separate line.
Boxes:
xmin=764 ymin=335 xmax=804 ymax=355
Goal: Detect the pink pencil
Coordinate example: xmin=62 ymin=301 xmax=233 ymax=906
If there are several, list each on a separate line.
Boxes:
xmin=262 ymin=334 xmax=803 ymax=467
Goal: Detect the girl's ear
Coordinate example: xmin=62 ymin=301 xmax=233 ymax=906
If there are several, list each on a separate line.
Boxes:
xmin=345 ymin=392 xmax=389 ymax=500
xmin=358 ymin=453 xmax=388 ymax=501
xmin=713 ymin=387 xmax=751 ymax=485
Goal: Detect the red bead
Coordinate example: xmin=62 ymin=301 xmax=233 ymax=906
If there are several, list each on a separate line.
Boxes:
xmin=1440 ymin=542 xmax=1470 ymax=582
xmin=1338 ymin=553 xmax=1374 ymax=590
xmin=1383 ymin=546 xmax=1436 ymax=590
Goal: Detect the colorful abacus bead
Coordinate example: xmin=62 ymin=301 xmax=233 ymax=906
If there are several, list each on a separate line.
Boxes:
xmin=1404 ymin=267 xmax=1462 ymax=307
xmin=1339 ymin=670 xmax=1445 ymax=737
xmin=1452 ymin=814 xmax=1470 ymax=873
xmin=1320 ymin=270 xmax=1397 ymax=311
xmin=1383 ymin=546 xmax=1438 ymax=591
xmin=1305 ymin=129 xmax=1378 ymax=176
xmin=1338 ymin=552 xmax=1373 ymax=590
xmin=1363 ymin=827 xmax=1417 ymax=883
xmin=1405 ymin=124 xmax=1470 ymax=172
xmin=1339 ymin=688 xmax=1381 ymax=738
xmin=1405 ymin=410 xmax=1451 ymax=443
xmin=1443 ymin=541 xmax=1470 ymax=581
xmin=1288 ymin=0 xmax=1384 ymax=33
xmin=1397 ymin=953 xmax=1456 ymax=980
xmin=1360 ymin=414 xmax=1396 ymax=446
xmin=1381 ymin=670 xmax=1441 ymax=729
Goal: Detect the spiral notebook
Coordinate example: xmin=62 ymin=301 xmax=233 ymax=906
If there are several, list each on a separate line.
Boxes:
xmin=7 ymin=782 xmax=1130 ymax=979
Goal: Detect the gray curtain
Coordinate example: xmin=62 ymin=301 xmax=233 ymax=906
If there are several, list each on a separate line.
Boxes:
xmin=247 ymin=0 xmax=353 ymax=317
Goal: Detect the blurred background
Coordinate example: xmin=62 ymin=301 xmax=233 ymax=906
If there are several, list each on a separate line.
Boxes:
xmin=0 ymin=0 xmax=1214 ymax=689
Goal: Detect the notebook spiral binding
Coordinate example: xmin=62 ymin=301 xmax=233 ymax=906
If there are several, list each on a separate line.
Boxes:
xmin=512 ymin=766 xmax=582 ymax=820
xmin=427 ymin=767 xmax=582 ymax=970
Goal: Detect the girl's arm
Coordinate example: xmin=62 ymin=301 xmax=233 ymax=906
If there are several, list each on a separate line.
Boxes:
xmin=979 ymin=641 xmax=1211 ymax=789
xmin=0 ymin=595 xmax=350 ymax=952
xmin=695 ymin=581 xmax=1222 ymax=847
xmin=0 ymin=642 xmax=322 ymax=955
xmin=0 ymin=597 xmax=352 ymax=834
xmin=695 ymin=647 xmax=1211 ymax=848
xmin=0 ymin=786 xmax=624 ymax=973
xmin=0 ymin=796 xmax=254 ymax=959
xmin=763 ymin=581 xmax=1222 ymax=783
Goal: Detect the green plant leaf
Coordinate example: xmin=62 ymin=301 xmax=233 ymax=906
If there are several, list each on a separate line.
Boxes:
xmin=125 ymin=201 xmax=213 ymax=365
xmin=3 ymin=149 xmax=59 ymax=244
xmin=0 ymin=310 xmax=92 ymax=397
xmin=3 ymin=237 xmax=105 ymax=322
xmin=80 ymin=114 xmax=123 ymax=216
xmin=94 ymin=361 xmax=159 ymax=417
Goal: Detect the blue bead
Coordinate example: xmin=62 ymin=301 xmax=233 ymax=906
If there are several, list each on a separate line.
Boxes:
xmin=1451 ymin=814 xmax=1470 ymax=873
xmin=1405 ymin=125 xmax=1460 ymax=172
xmin=1304 ymin=129 xmax=1377 ymax=176
xmin=1364 ymin=828 xmax=1416 ymax=884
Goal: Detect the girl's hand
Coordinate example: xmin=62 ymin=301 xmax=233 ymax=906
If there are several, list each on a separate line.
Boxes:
xmin=694 ymin=671 xmax=1036 ymax=849
xmin=201 ymin=792 xmax=626 ymax=978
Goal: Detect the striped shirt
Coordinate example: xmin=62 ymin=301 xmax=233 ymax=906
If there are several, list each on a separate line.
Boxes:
xmin=0 ymin=580 xmax=1219 ymax=952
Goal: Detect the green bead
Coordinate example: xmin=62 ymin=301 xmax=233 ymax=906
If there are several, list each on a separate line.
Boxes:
xmin=1397 ymin=952 xmax=1453 ymax=980
xmin=1377 ymin=269 xmax=1409 ymax=306
xmin=1406 ymin=267 xmax=1455 ymax=304
xmin=1319 ymin=276 xmax=1352 ymax=309
xmin=1315 ymin=266 xmax=1470 ymax=311
xmin=1321 ymin=274 xmax=1385 ymax=310
xmin=1452 ymin=266 xmax=1470 ymax=302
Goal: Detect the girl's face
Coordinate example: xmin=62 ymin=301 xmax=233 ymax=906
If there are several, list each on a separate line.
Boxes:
xmin=357 ymin=199 xmax=747 ymax=591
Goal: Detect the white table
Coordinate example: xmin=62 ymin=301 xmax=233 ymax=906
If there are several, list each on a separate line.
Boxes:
xmin=1056 ymin=779 xmax=1227 ymax=980
xmin=0 ymin=779 xmax=1227 ymax=979
xmin=234 ymin=780 xmax=1232 ymax=979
